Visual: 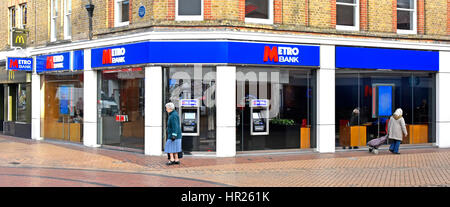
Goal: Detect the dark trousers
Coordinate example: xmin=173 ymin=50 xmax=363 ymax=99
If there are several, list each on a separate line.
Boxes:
xmin=389 ymin=140 xmax=401 ymax=153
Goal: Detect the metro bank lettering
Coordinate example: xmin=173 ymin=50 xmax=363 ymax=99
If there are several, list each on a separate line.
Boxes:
xmin=7 ymin=57 xmax=33 ymax=71
xmin=263 ymin=46 xmax=300 ymax=63
xmin=102 ymin=48 xmax=126 ymax=64
xmin=36 ymin=52 xmax=71 ymax=73
xmin=46 ymin=55 xmax=65 ymax=69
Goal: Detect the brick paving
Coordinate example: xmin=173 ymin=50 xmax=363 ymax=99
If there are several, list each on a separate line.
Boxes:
xmin=0 ymin=135 xmax=449 ymax=187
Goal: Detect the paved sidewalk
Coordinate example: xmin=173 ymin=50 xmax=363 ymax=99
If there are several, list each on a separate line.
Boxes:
xmin=0 ymin=135 xmax=449 ymax=187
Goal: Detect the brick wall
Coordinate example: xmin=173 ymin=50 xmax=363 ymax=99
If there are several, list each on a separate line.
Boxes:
xmin=282 ymin=0 xmax=307 ymax=26
xmin=309 ymin=0 xmax=332 ymax=29
xmin=392 ymin=0 xmax=397 ymax=32
xmin=366 ymin=0 xmax=394 ymax=33
xmin=417 ymin=0 xmax=424 ymax=34
xmin=1 ymin=0 xmax=449 ymax=51
xmin=424 ymin=0 xmax=447 ymax=36
xmin=360 ymin=0 xmax=368 ymax=31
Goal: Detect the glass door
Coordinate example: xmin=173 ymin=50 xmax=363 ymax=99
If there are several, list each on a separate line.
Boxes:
xmin=41 ymin=73 xmax=84 ymax=142
xmin=98 ymin=68 xmax=145 ymax=150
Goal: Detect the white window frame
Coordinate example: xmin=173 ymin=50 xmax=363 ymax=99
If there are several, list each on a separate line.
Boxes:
xmin=9 ymin=6 xmax=16 ymax=47
xmin=64 ymin=0 xmax=72 ymax=40
xmin=19 ymin=4 xmax=27 ymax=29
xmin=9 ymin=6 xmax=16 ymax=30
xmin=336 ymin=0 xmax=360 ymax=31
xmin=114 ymin=0 xmax=130 ymax=27
xmin=50 ymin=0 xmax=58 ymax=42
xmin=175 ymin=0 xmax=204 ymax=21
xmin=397 ymin=0 xmax=417 ymax=35
xmin=245 ymin=0 xmax=274 ymax=25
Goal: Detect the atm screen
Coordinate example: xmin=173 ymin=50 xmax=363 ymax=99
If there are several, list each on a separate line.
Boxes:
xmin=184 ymin=112 xmax=196 ymax=120
xmin=252 ymin=112 xmax=261 ymax=119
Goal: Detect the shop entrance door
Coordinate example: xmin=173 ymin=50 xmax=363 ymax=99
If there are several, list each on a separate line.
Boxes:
xmin=99 ymin=68 xmax=145 ymax=150
xmin=42 ymin=74 xmax=84 ymax=142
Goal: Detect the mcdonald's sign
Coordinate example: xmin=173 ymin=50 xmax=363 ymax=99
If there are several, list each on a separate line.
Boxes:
xmin=12 ymin=31 xmax=27 ymax=48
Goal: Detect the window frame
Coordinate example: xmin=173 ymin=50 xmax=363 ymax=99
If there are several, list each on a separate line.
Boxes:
xmin=9 ymin=6 xmax=16 ymax=47
xmin=396 ymin=0 xmax=417 ymax=35
xmin=244 ymin=0 xmax=274 ymax=25
xmin=336 ymin=0 xmax=360 ymax=31
xmin=50 ymin=0 xmax=58 ymax=42
xmin=175 ymin=0 xmax=204 ymax=21
xmin=19 ymin=4 xmax=27 ymax=29
xmin=9 ymin=6 xmax=16 ymax=30
xmin=114 ymin=0 xmax=130 ymax=27
xmin=64 ymin=0 xmax=72 ymax=40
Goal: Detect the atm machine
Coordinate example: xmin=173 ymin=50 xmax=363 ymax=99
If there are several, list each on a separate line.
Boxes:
xmin=250 ymin=99 xmax=270 ymax=136
xmin=179 ymin=99 xmax=200 ymax=136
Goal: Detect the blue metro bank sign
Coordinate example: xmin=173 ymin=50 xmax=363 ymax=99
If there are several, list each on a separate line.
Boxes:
xmin=7 ymin=57 xmax=33 ymax=71
xmin=91 ymin=41 xmax=320 ymax=68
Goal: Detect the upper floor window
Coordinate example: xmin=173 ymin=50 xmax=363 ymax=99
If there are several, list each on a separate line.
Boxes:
xmin=176 ymin=0 xmax=203 ymax=21
xmin=115 ymin=0 xmax=129 ymax=27
xmin=50 ymin=0 xmax=58 ymax=42
xmin=9 ymin=6 xmax=16 ymax=29
xmin=64 ymin=0 xmax=72 ymax=39
xmin=245 ymin=0 xmax=273 ymax=24
xmin=336 ymin=0 xmax=359 ymax=31
xmin=19 ymin=4 xmax=27 ymax=29
xmin=397 ymin=0 xmax=417 ymax=34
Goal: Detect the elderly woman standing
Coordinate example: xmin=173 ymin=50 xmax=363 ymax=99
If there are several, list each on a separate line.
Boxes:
xmin=387 ymin=108 xmax=408 ymax=154
xmin=165 ymin=102 xmax=182 ymax=165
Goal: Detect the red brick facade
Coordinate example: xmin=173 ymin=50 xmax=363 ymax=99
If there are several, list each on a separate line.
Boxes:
xmin=167 ymin=0 xmax=175 ymax=20
xmin=331 ymin=0 xmax=336 ymax=28
xmin=108 ymin=0 xmax=114 ymax=28
xmin=360 ymin=0 xmax=368 ymax=31
xmin=418 ymin=0 xmax=424 ymax=34
xmin=274 ymin=0 xmax=283 ymax=24
xmin=204 ymin=0 xmax=212 ymax=20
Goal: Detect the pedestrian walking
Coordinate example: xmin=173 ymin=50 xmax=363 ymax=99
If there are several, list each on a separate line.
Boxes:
xmin=164 ymin=102 xmax=182 ymax=165
xmin=387 ymin=108 xmax=408 ymax=154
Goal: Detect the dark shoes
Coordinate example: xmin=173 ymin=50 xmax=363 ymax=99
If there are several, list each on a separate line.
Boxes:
xmin=166 ymin=161 xmax=180 ymax=166
xmin=389 ymin=149 xmax=400 ymax=154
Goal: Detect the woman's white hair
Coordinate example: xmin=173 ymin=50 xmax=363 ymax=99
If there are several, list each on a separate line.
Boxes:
xmin=393 ymin=108 xmax=403 ymax=116
xmin=165 ymin=102 xmax=175 ymax=110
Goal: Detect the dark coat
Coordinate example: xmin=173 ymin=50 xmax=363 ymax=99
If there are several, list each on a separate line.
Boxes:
xmin=167 ymin=110 xmax=182 ymax=140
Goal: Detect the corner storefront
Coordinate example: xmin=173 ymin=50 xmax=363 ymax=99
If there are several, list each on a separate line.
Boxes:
xmin=27 ymin=32 xmax=450 ymax=157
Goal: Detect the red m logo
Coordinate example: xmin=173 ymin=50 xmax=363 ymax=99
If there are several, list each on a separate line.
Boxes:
xmin=263 ymin=46 xmax=278 ymax=62
xmin=46 ymin=56 xmax=54 ymax=69
xmin=102 ymin=49 xmax=112 ymax=64
xmin=9 ymin=59 xmax=18 ymax=68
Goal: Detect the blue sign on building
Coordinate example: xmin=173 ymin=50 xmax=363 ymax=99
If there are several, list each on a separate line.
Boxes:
xmin=91 ymin=42 xmax=151 ymax=68
xmin=139 ymin=6 xmax=146 ymax=18
xmin=228 ymin=42 xmax=320 ymax=67
xmin=7 ymin=57 xmax=33 ymax=71
xmin=91 ymin=41 xmax=320 ymax=68
xmin=36 ymin=52 xmax=71 ymax=73
xmin=73 ymin=50 xmax=84 ymax=70
xmin=336 ymin=46 xmax=439 ymax=71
